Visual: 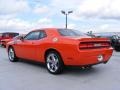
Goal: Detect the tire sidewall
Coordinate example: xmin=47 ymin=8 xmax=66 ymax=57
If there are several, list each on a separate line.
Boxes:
xmin=8 ymin=47 xmax=17 ymax=62
xmin=45 ymin=51 xmax=64 ymax=74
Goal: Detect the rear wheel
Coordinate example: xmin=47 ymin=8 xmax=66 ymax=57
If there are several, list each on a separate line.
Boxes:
xmin=45 ymin=51 xmax=64 ymax=74
xmin=8 ymin=47 xmax=18 ymax=62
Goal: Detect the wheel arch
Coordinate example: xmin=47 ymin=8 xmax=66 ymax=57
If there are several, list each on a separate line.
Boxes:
xmin=8 ymin=45 xmax=13 ymax=50
xmin=44 ymin=48 xmax=64 ymax=64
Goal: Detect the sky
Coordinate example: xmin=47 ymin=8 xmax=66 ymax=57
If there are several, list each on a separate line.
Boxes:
xmin=0 ymin=0 xmax=120 ymax=34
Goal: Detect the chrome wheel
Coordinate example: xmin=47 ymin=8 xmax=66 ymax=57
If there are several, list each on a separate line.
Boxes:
xmin=8 ymin=48 xmax=15 ymax=61
xmin=46 ymin=53 xmax=59 ymax=73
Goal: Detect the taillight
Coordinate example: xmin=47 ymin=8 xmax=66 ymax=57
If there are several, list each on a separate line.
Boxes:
xmin=79 ymin=42 xmax=110 ymax=49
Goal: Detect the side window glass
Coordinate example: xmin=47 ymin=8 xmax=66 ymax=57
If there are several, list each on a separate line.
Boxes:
xmin=39 ymin=31 xmax=47 ymax=39
xmin=0 ymin=33 xmax=2 ymax=37
xmin=3 ymin=34 xmax=9 ymax=38
xmin=24 ymin=31 xmax=40 ymax=40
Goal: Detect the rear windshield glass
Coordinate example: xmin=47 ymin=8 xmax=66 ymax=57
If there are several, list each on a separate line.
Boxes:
xmin=58 ymin=29 xmax=85 ymax=36
xmin=0 ymin=33 xmax=2 ymax=37
xmin=2 ymin=33 xmax=19 ymax=38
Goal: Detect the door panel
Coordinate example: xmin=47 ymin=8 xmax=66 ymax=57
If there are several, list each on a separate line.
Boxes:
xmin=14 ymin=40 xmax=38 ymax=60
xmin=13 ymin=30 xmax=47 ymax=61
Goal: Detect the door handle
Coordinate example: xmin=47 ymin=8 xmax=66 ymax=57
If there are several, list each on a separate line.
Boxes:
xmin=32 ymin=42 xmax=34 ymax=44
xmin=31 ymin=42 xmax=37 ymax=45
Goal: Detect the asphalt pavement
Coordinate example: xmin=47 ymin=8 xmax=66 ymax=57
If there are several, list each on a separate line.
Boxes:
xmin=0 ymin=47 xmax=120 ymax=90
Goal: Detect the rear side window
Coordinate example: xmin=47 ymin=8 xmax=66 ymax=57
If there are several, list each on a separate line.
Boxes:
xmin=58 ymin=29 xmax=85 ymax=36
xmin=39 ymin=31 xmax=47 ymax=39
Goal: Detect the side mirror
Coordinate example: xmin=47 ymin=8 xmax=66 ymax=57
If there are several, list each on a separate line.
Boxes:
xmin=20 ymin=36 xmax=24 ymax=41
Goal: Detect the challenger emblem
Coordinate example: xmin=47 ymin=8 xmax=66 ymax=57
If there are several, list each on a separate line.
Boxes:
xmin=94 ymin=44 xmax=101 ymax=47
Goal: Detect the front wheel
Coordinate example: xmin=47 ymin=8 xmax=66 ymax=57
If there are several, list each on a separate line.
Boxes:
xmin=8 ymin=47 xmax=18 ymax=62
xmin=45 ymin=51 xmax=64 ymax=74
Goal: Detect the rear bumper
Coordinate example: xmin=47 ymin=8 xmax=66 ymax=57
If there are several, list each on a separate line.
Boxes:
xmin=63 ymin=48 xmax=113 ymax=66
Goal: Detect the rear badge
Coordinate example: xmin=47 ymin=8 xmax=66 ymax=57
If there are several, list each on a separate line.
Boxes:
xmin=94 ymin=44 xmax=101 ymax=47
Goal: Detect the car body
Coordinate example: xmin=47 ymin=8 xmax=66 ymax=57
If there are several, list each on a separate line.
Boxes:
xmin=1 ymin=39 xmax=12 ymax=47
xmin=110 ymin=35 xmax=120 ymax=51
xmin=7 ymin=28 xmax=113 ymax=74
xmin=95 ymin=33 xmax=120 ymax=51
xmin=1 ymin=35 xmax=24 ymax=47
xmin=0 ymin=32 xmax=19 ymax=46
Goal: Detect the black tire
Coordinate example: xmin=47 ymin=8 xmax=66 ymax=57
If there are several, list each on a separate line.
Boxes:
xmin=45 ymin=51 xmax=64 ymax=74
xmin=8 ymin=47 xmax=18 ymax=62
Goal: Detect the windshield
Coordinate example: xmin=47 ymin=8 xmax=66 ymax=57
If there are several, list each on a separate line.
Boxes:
xmin=58 ymin=29 xmax=85 ymax=36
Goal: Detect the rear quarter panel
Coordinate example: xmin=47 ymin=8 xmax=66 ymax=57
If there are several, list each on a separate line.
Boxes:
xmin=36 ymin=36 xmax=79 ymax=64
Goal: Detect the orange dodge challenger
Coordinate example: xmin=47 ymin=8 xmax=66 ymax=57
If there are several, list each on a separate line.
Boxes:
xmin=7 ymin=28 xmax=113 ymax=74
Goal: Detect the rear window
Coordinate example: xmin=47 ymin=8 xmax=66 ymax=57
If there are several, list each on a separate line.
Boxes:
xmin=0 ymin=33 xmax=2 ymax=37
xmin=58 ymin=29 xmax=85 ymax=36
xmin=9 ymin=33 xmax=19 ymax=37
xmin=2 ymin=33 xmax=9 ymax=38
xmin=2 ymin=33 xmax=19 ymax=38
